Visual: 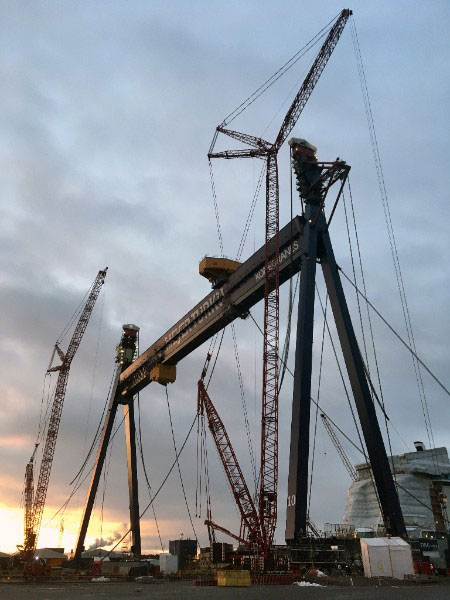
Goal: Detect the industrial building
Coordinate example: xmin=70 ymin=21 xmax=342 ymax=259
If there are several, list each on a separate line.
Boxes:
xmin=168 ymin=539 xmax=197 ymax=571
xmin=344 ymin=444 xmax=450 ymax=534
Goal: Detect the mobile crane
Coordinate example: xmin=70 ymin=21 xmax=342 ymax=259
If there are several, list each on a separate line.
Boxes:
xmin=23 ymin=268 xmax=107 ymax=559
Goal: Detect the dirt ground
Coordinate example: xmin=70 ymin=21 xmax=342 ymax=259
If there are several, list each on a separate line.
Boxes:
xmin=0 ymin=580 xmax=449 ymax=599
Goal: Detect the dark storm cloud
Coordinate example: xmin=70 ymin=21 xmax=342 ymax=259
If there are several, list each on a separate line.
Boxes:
xmin=0 ymin=0 xmax=448 ymax=551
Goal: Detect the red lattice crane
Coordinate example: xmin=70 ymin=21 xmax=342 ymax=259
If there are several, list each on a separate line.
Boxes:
xmin=23 ymin=268 xmax=107 ymax=558
xmin=198 ymin=377 xmax=262 ymax=548
xmin=208 ymin=9 xmax=351 ymax=553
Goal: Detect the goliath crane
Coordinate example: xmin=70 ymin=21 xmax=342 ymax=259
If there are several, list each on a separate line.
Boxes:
xmin=23 ymin=268 xmax=107 ymax=558
xmin=74 ymin=7 xmax=406 ymax=562
xmin=207 ymin=9 xmax=352 ymax=552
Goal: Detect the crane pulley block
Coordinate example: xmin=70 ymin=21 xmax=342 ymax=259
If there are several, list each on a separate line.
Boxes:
xmin=150 ymin=364 xmax=176 ymax=385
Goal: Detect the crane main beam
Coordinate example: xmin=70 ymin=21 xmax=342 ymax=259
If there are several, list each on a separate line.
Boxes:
xmin=118 ymin=216 xmax=304 ymax=399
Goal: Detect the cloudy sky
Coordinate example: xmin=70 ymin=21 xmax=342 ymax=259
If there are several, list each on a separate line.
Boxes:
xmin=0 ymin=0 xmax=448 ymax=554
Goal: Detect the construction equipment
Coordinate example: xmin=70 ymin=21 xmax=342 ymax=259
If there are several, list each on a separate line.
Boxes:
xmin=23 ymin=268 xmax=107 ymax=558
xmin=208 ymin=8 xmax=352 ymax=553
xmin=75 ymin=218 xmax=304 ymax=560
xmin=285 ymin=139 xmax=406 ymax=541
xmin=23 ymin=445 xmax=38 ymax=553
xmin=74 ymin=324 xmax=142 ymax=560
xmin=321 ymin=413 xmax=357 ymax=482
xmin=198 ymin=375 xmax=262 ymax=549
xmin=73 ymin=9 xmax=407 ymax=560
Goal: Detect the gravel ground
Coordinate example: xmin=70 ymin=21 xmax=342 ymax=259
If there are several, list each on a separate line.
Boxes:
xmin=0 ymin=581 xmax=449 ymax=599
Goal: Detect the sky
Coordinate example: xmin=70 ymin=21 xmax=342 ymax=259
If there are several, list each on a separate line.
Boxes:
xmin=0 ymin=0 xmax=449 ymax=554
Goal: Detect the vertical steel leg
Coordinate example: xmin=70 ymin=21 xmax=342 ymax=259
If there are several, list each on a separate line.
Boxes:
xmin=124 ymin=400 xmax=142 ymax=558
xmin=285 ymin=206 xmax=321 ymax=543
xmin=74 ymin=370 xmax=121 ymax=560
xmin=318 ymin=221 xmax=406 ymax=537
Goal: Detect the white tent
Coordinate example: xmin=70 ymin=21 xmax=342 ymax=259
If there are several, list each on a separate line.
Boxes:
xmin=360 ymin=537 xmax=414 ymax=579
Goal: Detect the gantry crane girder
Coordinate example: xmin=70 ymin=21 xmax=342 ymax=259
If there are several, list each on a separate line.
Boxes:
xmin=116 ymin=149 xmax=405 ymax=545
xmin=118 ymin=216 xmax=304 ymax=399
xmin=74 ymin=8 xmax=407 ymax=555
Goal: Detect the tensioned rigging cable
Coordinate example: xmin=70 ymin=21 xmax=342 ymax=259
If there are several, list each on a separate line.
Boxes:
xmin=165 ymin=386 xmax=199 ymax=545
xmin=342 ymin=187 xmax=397 ymax=481
xmin=315 ymin=285 xmax=382 ymax=512
xmin=342 ymin=192 xmax=371 ymax=377
xmin=43 ymin=405 xmax=128 ymax=528
xmin=101 ymin=415 xmax=198 ymax=562
xmin=350 ymin=17 xmax=437 ymax=460
xmin=231 ymin=323 xmax=257 ymax=490
xmin=209 ymin=12 xmax=341 ymax=263
xmin=279 ymin=273 xmax=300 ymax=393
xmin=339 ymin=268 xmax=450 ymax=399
xmin=307 ymin=293 xmax=328 ymax=516
xmin=82 ymin=286 xmax=106 ymax=460
xmin=235 ymin=162 xmax=265 ymax=262
xmin=206 ymin=328 xmax=226 ymax=389
xmin=56 ymin=279 xmax=96 ymax=345
xmin=219 ymin=12 xmax=340 ymax=128
xmin=248 ymin=310 xmax=364 ymax=456
xmin=279 ymin=147 xmax=300 ymax=393
xmin=69 ymin=370 xmax=117 ymax=486
xmin=208 ymin=159 xmax=224 ymax=258
xmin=136 ymin=395 xmax=165 ymax=552
xmin=99 ymin=414 xmax=116 ymax=543
xmin=36 ymin=372 xmax=51 ymax=445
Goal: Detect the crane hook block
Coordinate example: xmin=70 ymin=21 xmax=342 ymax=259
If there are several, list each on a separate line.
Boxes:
xmin=150 ymin=364 xmax=176 ymax=385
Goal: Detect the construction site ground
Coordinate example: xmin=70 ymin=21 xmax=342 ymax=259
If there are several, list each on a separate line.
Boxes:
xmin=1 ymin=579 xmax=450 ymax=599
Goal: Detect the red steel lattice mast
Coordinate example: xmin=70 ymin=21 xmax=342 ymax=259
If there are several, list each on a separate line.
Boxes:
xmin=208 ymin=9 xmax=351 ymax=553
xmin=24 ymin=268 xmax=107 ymax=557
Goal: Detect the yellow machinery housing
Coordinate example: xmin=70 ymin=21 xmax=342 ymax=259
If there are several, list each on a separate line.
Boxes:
xmin=150 ymin=364 xmax=176 ymax=385
xmin=199 ymin=257 xmax=241 ymax=286
xmin=217 ymin=570 xmax=251 ymax=587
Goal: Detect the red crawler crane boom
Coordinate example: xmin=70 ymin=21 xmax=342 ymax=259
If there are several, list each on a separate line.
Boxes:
xmin=198 ymin=378 xmax=262 ymax=548
xmin=23 ymin=268 xmax=107 ymax=557
xmin=208 ymin=9 xmax=351 ymax=553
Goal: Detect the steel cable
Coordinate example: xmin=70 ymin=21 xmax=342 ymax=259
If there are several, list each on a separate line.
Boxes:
xmin=165 ymin=387 xmax=199 ymax=545
xmin=350 ymin=17 xmax=437 ymax=466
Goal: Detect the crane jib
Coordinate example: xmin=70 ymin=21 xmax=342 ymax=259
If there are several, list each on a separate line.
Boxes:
xmin=119 ymin=216 xmax=305 ymax=398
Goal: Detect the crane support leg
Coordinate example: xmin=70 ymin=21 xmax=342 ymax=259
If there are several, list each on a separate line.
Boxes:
xmin=319 ymin=223 xmax=406 ymax=538
xmin=285 ymin=209 xmax=407 ymax=542
xmin=74 ymin=371 xmax=120 ymax=560
xmin=124 ymin=400 xmax=141 ymax=558
xmin=285 ymin=202 xmax=320 ymax=542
